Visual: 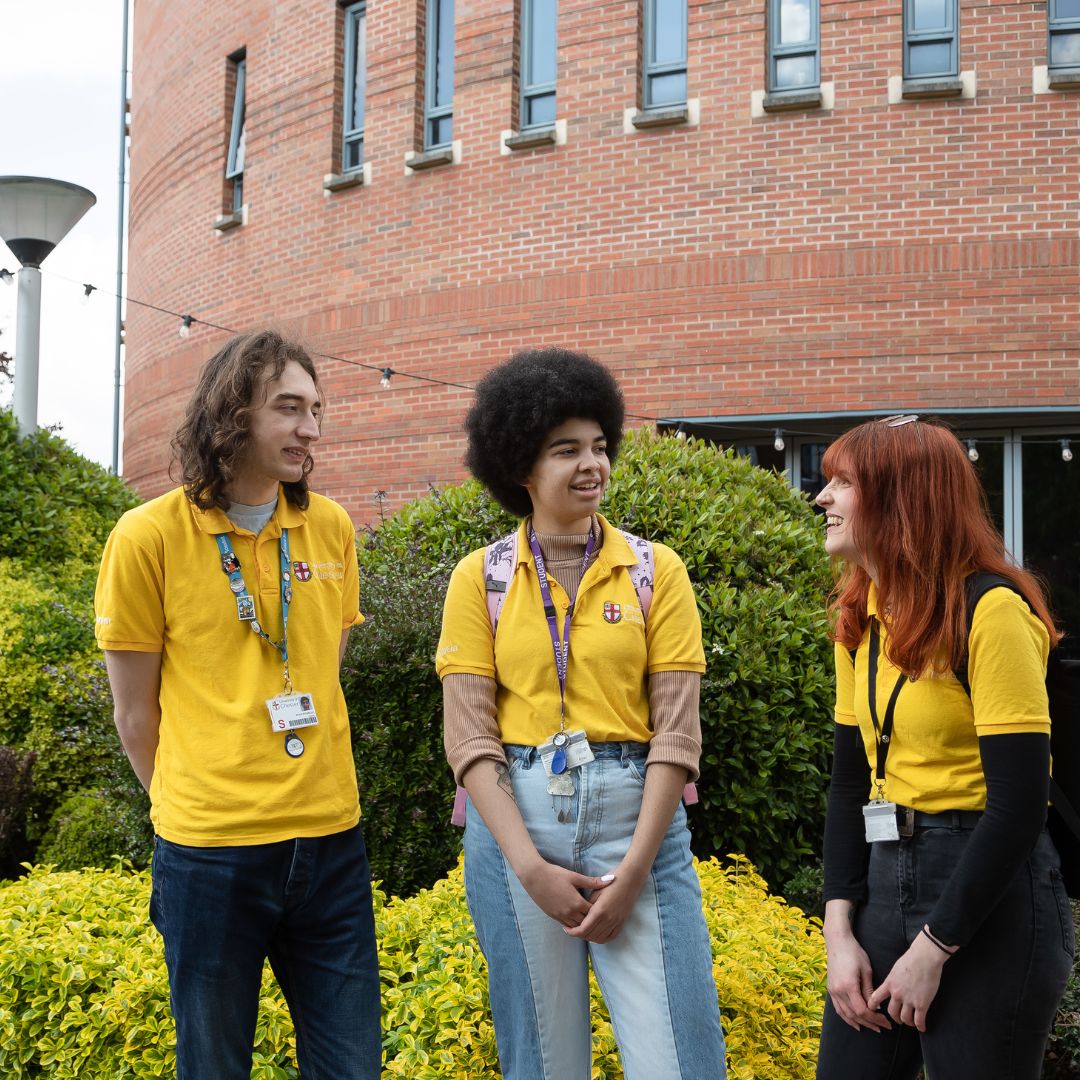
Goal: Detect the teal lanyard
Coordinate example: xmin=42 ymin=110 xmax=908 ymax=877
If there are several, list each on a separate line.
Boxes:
xmin=215 ymin=530 xmax=294 ymax=692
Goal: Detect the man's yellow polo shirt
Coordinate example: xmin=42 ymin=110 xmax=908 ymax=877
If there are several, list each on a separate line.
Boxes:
xmin=436 ymin=514 xmax=705 ymax=747
xmin=834 ymin=583 xmax=1050 ymax=812
xmin=95 ymin=486 xmax=363 ymax=846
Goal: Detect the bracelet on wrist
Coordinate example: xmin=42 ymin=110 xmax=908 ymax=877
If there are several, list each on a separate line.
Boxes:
xmin=921 ymin=925 xmax=958 ymax=956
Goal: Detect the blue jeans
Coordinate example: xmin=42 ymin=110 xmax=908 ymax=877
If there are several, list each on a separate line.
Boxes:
xmin=150 ymin=824 xmax=382 ymax=1080
xmin=817 ymin=826 xmax=1074 ymax=1080
xmin=464 ymin=742 xmax=727 ymax=1080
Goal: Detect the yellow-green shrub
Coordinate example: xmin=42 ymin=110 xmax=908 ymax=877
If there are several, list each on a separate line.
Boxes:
xmin=0 ymin=857 xmax=826 ymax=1079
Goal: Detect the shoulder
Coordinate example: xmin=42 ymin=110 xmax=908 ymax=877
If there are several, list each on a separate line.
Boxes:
xmin=303 ymin=492 xmax=355 ymax=532
xmin=108 ymin=487 xmax=189 ymax=546
xmin=650 ymin=540 xmax=687 ymax=575
xmin=450 ymin=546 xmax=490 ymax=582
xmin=972 ymin=585 xmax=1049 ymax=645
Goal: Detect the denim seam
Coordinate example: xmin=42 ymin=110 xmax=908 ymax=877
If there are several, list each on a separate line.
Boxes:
xmin=1000 ymin=857 xmax=1039 ymax=1075
xmin=652 ymin=863 xmax=686 ymax=1080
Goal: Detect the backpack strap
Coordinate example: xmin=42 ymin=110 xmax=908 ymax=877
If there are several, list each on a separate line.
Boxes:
xmin=484 ymin=531 xmax=519 ymax=634
xmin=618 ymin=529 xmax=654 ymax=624
xmin=954 ymin=572 xmax=1022 ymax=695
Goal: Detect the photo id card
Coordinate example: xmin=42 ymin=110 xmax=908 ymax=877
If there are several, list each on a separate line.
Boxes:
xmin=538 ymin=729 xmax=595 ymax=776
xmin=266 ymin=692 xmax=319 ymax=733
xmin=862 ymin=800 xmax=900 ymax=843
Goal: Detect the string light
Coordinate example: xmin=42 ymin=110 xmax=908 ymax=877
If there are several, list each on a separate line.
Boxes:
xmin=0 ymin=268 xmax=13 ymax=286
xmin=967 ymin=440 xmax=979 ymax=462
xmin=1062 ymin=440 xmax=1074 ymax=463
xmin=178 ymin=314 xmax=194 ymax=339
xmin=773 ymin=429 xmax=785 ymax=453
xmin=379 ymin=367 xmax=393 ymax=389
xmin=675 ymin=423 xmax=687 ymax=441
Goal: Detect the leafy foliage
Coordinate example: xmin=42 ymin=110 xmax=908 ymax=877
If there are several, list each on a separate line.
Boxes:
xmin=0 ymin=856 xmax=826 ymax=1079
xmin=0 ymin=747 xmax=35 ymax=878
xmin=348 ymin=429 xmax=833 ymax=888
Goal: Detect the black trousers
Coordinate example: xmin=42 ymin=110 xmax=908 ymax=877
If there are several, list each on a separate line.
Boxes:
xmin=817 ymin=828 xmax=1074 ymax=1080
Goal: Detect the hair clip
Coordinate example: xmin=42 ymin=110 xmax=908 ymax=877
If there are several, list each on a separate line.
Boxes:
xmin=878 ymin=414 xmax=919 ymax=427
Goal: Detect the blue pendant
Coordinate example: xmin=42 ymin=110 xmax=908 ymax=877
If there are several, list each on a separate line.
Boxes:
xmin=551 ymin=747 xmax=567 ymax=774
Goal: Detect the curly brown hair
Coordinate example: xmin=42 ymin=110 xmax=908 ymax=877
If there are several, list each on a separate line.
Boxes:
xmin=171 ymin=330 xmax=320 ymax=511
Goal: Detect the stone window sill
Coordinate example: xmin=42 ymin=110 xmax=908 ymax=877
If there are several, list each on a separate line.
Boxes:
xmin=323 ymin=170 xmax=364 ymax=193
xmin=762 ymin=88 xmax=822 ymax=112
xmin=630 ymin=105 xmax=689 ymax=129
xmin=901 ymin=76 xmax=963 ymax=99
xmin=1049 ymin=67 xmax=1080 ymax=90
xmin=405 ymin=147 xmax=454 ymax=171
xmin=213 ymin=209 xmax=244 ymax=232
xmin=504 ymin=126 xmax=558 ymax=151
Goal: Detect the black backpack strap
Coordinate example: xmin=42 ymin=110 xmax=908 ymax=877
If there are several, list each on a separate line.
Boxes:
xmin=954 ymin=572 xmax=1023 ymax=695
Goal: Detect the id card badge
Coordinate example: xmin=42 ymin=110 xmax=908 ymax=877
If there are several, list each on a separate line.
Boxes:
xmin=538 ymin=730 xmax=595 ymax=775
xmin=863 ymin=800 xmax=900 ymax=842
xmin=266 ymin=692 xmax=319 ymax=733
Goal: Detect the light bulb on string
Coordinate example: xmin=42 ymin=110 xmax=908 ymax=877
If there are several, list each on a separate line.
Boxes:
xmin=81 ymin=283 xmax=96 ymax=305
xmin=967 ymin=440 xmax=979 ymax=463
xmin=0 ymin=268 xmax=13 ymax=286
xmin=1062 ymin=440 xmax=1073 ymax=463
xmin=675 ymin=423 xmax=687 ymax=441
xmin=178 ymin=315 xmax=194 ymax=339
xmin=773 ymin=429 xmax=785 ymax=453
xmin=379 ymin=368 xmax=393 ymax=389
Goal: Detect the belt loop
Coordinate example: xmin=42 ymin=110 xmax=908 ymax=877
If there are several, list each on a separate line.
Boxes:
xmin=898 ymin=806 xmax=915 ymax=838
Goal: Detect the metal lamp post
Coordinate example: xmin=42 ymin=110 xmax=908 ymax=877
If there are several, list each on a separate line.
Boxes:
xmin=0 ymin=176 xmax=97 ymax=437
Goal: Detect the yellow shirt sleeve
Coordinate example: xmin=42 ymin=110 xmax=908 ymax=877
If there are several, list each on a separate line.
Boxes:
xmin=436 ymin=548 xmax=495 ymax=679
xmin=94 ymin=513 xmax=165 ymax=653
xmin=340 ymin=511 xmax=364 ymax=629
xmin=644 ymin=543 xmax=706 ymax=675
xmin=833 ymin=639 xmax=858 ymax=726
xmin=968 ymin=587 xmax=1050 ymax=737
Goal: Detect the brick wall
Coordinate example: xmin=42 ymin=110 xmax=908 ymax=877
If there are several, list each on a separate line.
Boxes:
xmin=125 ymin=0 xmax=1080 ymax=527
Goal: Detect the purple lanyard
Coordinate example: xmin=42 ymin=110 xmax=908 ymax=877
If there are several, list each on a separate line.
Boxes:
xmin=528 ymin=526 xmax=596 ymax=728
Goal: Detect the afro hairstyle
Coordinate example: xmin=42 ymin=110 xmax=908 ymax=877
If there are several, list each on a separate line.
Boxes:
xmin=464 ymin=348 xmax=625 ymax=517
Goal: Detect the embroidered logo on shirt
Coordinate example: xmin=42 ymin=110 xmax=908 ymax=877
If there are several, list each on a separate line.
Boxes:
xmin=603 ymin=601 xmax=622 ymax=624
xmin=292 ymin=561 xmax=312 ymax=582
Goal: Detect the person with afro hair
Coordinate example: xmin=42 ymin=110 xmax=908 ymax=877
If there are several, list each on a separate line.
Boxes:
xmin=436 ymin=348 xmax=727 ymax=1079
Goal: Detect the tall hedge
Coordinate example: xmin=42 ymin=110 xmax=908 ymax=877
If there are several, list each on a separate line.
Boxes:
xmin=346 ymin=429 xmax=833 ymax=891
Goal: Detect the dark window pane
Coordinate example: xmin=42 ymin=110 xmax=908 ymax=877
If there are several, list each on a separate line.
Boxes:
xmin=779 ymin=0 xmax=812 ymax=45
xmin=434 ymin=0 xmax=455 ymax=108
xmin=910 ymin=0 xmax=950 ymax=32
xmin=1051 ymin=31 xmax=1080 ymax=67
xmin=647 ymin=71 xmax=687 ymax=106
xmin=651 ymin=0 xmax=687 ymax=65
xmin=1056 ymin=0 xmax=1080 ymax=19
xmin=349 ymin=9 xmax=366 ymax=132
xmin=907 ymin=40 xmax=953 ymax=76
xmin=232 ymin=176 xmax=243 ymax=212
xmin=527 ymin=0 xmax=557 ymax=87
xmin=429 ymin=114 xmax=453 ymax=147
xmin=526 ymin=91 xmax=556 ymax=127
xmin=799 ymin=443 xmax=827 ymax=501
xmin=775 ymin=53 xmax=816 ymax=89
xmin=345 ymin=136 xmax=363 ymax=172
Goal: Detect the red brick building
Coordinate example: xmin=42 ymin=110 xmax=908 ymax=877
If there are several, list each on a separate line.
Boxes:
xmin=126 ymin=0 xmax=1080 ymax=637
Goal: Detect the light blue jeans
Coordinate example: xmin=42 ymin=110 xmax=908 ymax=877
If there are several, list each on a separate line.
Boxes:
xmin=464 ymin=742 xmax=727 ymax=1080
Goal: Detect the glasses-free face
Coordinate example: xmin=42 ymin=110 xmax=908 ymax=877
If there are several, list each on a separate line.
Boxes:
xmin=815 ymin=471 xmax=862 ymax=567
xmin=523 ymin=417 xmax=610 ymax=535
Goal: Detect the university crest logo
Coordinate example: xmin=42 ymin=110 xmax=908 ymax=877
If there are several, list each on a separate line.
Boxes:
xmin=292 ymin=561 xmax=312 ymax=582
xmin=602 ymin=601 xmax=622 ymax=624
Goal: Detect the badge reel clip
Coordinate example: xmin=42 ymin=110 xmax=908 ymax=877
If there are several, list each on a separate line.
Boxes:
xmin=863 ymin=783 xmax=900 ymax=843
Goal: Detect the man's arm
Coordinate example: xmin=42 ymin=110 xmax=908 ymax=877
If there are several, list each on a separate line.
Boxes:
xmin=104 ymin=650 xmax=163 ymax=793
xmin=339 ymin=628 xmax=351 ymax=668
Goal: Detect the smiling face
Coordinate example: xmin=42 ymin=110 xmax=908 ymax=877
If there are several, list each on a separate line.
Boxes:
xmin=815 ymin=472 xmax=863 ymax=567
xmin=226 ymin=359 xmax=322 ymax=505
xmin=523 ymin=417 xmax=611 ymax=534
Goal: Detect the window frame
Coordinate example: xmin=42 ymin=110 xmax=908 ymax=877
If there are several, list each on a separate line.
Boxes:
xmin=767 ymin=0 xmax=820 ymax=94
xmin=342 ymin=1 xmax=366 ymax=172
xmin=1048 ymin=0 xmax=1080 ymax=71
xmin=424 ymin=0 xmax=454 ymax=150
xmin=520 ymin=0 xmax=557 ymax=129
xmin=902 ymin=0 xmax=959 ymax=81
xmin=642 ymin=0 xmax=688 ymax=110
xmin=225 ymin=55 xmax=246 ymax=212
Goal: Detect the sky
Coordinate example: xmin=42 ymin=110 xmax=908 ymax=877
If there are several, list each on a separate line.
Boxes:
xmin=0 ymin=1 xmax=128 ymax=469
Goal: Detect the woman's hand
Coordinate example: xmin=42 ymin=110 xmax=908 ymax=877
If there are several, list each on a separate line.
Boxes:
xmin=822 ymin=900 xmax=891 ymax=1032
xmin=564 ymin=860 xmax=646 ymax=943
xmin=517 ymin=859 xmax=614 ymax=928
xmin=867 ymin=929 xmax=952 ymax=1032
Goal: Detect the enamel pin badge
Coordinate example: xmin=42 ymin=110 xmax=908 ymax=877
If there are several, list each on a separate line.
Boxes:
xmin=602 ymin=601 xmax=622 ymax=624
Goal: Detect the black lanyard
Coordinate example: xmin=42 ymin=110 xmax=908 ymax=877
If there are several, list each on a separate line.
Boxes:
xmin=867 ymin=618 xmax=907 ymax=798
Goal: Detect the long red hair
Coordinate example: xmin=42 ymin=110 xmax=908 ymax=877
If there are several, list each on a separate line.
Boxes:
xmin=823 ymin=418 xmax=1060 ymax=677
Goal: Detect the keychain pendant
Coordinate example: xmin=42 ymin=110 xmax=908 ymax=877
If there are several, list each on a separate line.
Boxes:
xmin=551 ymin=731 xmax=569 ymax=775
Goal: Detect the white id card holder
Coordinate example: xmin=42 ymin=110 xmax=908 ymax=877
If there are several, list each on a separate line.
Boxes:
xmin=538 ymin=729 xmax=595 ymax=775
xmin=863 ymin=800 xmax=900 ymax=843
xmin=266 ymin=692 xmax=319 ymax=733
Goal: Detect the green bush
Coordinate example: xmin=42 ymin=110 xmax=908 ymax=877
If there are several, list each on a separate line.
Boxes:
xmin=0 ymin=746 xmax=35 ymax=878
xmin=348 ymin=429 xmax=833 ymax=888
xmin=36 ymin=789 xmax=152 ymax=872
xmin=0 ymin=856 xmax=826 ymax=1079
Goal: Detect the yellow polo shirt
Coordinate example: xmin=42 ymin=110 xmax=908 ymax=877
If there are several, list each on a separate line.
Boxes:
xmin=834 ymin=583 xmax=1050 ymax=812
xmin=95 ymin=486 xmax=363 ymax=845
xmin=436 ymin=514 xmax=705 ymax=747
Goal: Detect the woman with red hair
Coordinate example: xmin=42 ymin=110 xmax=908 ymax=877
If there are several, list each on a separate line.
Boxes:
xmin=814 ymin=415 xmax=1072 ymax=1080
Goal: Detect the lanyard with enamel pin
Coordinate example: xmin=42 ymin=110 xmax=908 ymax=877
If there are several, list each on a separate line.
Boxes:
xmin=215 ymin=530 xmax=319 ymax=759
xmin=528 ymin=526 xmax=597 ymax=822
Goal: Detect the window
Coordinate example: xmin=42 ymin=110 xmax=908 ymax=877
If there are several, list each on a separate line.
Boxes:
xmin=225 ymin=55 xmax=246 ymax=212
xmin=903 ymin=0 xmax=958 ymax=80
xmin=768 ymin=0 xmax=819 ymax=93
xmin=642 ymin=0 xmax=687 ymax=109
xmin=1049 ymin=0 xmax=1080 ymax=70
xmin=343 ymin=2 xmax=366 ymax=171
xmin=424 ymin=0 xmax=454 ymax=149
xmin=521 ymin=0 xmax=557 ymax=128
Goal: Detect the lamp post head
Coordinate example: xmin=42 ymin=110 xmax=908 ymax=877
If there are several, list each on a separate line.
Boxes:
xmin=0 ymin=176 xmax=97 ymax=268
